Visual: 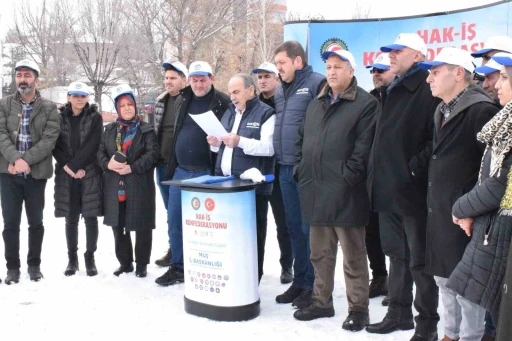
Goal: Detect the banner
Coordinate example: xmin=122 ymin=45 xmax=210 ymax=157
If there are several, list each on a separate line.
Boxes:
xmin=284 ymin=0 xmax=512 ymax=91
xmin=181 ymin=189 xmax=258 ymax=307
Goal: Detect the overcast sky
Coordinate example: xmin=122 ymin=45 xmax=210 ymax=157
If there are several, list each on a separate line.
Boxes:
xmin=0 ymin=0 xmax=500 ymax=38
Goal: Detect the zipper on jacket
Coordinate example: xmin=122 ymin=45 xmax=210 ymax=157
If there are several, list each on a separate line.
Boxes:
xmin=484 ymin=215 xmax=494 ymax=246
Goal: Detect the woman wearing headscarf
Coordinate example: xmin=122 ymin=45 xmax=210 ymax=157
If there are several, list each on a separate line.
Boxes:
xmin=98 ymin=84 xmax=158 ymax=278
xmin=53 ymin=82 xmax=103 ymax=277
xmin=447 ymin=52 xmax=512 ymax=337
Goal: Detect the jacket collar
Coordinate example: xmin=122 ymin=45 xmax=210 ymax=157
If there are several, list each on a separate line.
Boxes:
xmin=228 ymin=96 xmax=259 ymax=114
xmin=281 ymin=65 xmax=313 ymax=86
xmin=318 ymin=76 xmax=358 ymax=102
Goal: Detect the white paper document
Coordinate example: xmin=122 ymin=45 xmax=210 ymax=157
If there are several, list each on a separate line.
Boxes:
xmin=188 ymin=110 xmax=228 ymax=139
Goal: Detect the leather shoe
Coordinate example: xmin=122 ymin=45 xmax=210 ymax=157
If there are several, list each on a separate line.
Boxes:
xmin=342 ymin=312 xmax=369 ymax=331
xmin=293 ymin=304 xmax=334 ymax=321
xmin=366 ymin=316 xmax=414 ymax=334
xmin=113 ymin=263 xmax=134 ymax=276
xmin=135 ymin=264 xmax=147 ymax=278
xmin=410 ymin=330 xmax=438 ymax=341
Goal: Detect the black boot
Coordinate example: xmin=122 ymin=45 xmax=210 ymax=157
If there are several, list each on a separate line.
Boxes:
xmin=292 ymin=289 xmax=313 ymax=309
xmin=113 ymin=263 xmax=134 ymax=276
xmin=366 ymin=316 xmax=415 ymax=334
xmin=280 ymin=268 xmax=293 ymax=284
xmin=342 ymin=312 xmax=370 ymax=332
xmin=293 ymin=304 xmax=335 ymax=321
xmin=84 ymin=251 xmax=98 ymax=277
xmin=410 ymin=330 xmax=438 ymax=341
xmin=275 ymin=283 xmax=303 ymax=304
xmin=64 ymin=251 xmax=79 ymax=276
xmin=135 ymin=264 xmax=147 ymax=278
xmin=155 ymin=266 xmax=184 ymax=286
xmin=154 ymin=248 xmax=172 ymax=267
xmin=5 ymin=269 xmax=20 ymax=285
xmin=369 ymin=276 xmax=388 ymax=298
xmin=28 ymin=266 xmax=44 ymax=282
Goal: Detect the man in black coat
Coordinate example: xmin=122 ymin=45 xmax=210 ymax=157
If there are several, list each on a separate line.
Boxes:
xmin=156 ymin=61 xmax=230 ymax=286
xmin=365 ymin=52 xmax=395 ymax=302
xmin=292 ymin=50 xmax=379 ymax=331
xmin=366 ymin=33 xmax=441 ymax=340
xmin=253 ymin=62 xmax=293 ymax=285
xmin=419 ymin=47 xmax=499 ymax=341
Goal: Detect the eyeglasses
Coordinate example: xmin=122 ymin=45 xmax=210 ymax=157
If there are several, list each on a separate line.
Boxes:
xmin=370 ymin=68 xmax=388 ymax=74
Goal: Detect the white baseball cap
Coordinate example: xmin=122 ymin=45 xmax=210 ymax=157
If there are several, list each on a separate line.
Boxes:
xmin=15 ymin=58 xmax=40 ymax=75
xmin=418 ymin=47 xmax=475 ymax=73
xmin=491 ymin=52 xmax=512 ymax=66
xmin=471 ymin=36 xmax=512 ymax=57
xmin=111 ymin=83 xmax=134 ymax=102
xmin=474 ymin=59 xmax=502 ymax=75
xmin=365 ymin=53 xmax=391 ymax=70
xmin=321 ymin=50 xmax=356 ymax=69
xmin=381 ymin=33 xmax=428 ymax=56
xmin=67 ymin=82 xmax=90 ymax=96
xmin=252 ymin=62 xmax=279 ymax=75
xmin=189 ymin=61 xmax=213 ymax=77
xmin=162 ymin=61 xmax=189 ymax=78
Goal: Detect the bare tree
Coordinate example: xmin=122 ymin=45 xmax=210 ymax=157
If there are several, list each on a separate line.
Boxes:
xmin=71 ymin=0 xmax=127 ymax=111
xmin=351 ymin=2 xmax=372 ymax=19
xmin=286 ymin=12 xmax=325 ymax=22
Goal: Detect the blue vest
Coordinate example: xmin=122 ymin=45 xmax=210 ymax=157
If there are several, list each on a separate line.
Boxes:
xmin=274 ymin=65 xmax=325 ymax=165
xmin=215 ymin=96 xmax=275 ymax=195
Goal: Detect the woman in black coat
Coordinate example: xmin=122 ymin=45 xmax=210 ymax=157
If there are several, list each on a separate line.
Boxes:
xmin=98 ymin=84 xmax=158 ymax=278
xmin=448 ymin=54 xmax=512 ymax=331
xmin=53 ymin=82 xmax=103 ymax=277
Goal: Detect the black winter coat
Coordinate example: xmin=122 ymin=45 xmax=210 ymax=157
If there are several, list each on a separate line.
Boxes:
xmin=166 ymin=86 xmax=230 ymax=179
xmin=98 ymin=121 xmax=158 ymax=231
xmin=446 ymin=149 xmax=512 ymax=315
xmin=497 ymin=241 xmax=512 ymax=340
xmin=368 ymin=68 xmax=441 ymax=216
xmin=53 ymin=104 xmax=103 ymax=218
xmin=295 ymin=78 xmax=379 ymax=228
xmin=425 ymin=87 xmax=499 ymax=278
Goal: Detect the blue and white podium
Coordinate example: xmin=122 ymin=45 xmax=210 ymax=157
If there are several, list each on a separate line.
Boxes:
xmin=164 ymin=178 xmax=261 ymax=321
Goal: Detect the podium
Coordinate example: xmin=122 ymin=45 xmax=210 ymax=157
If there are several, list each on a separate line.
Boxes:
xmin=164 ymin=178 xmax=261 ymax=322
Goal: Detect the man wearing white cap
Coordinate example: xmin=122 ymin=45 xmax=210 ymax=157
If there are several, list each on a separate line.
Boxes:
xmin=0 ymin=58 xmax=60 ymax=284
xmin=419 ymin=47 xmax=499 ymax=341
xmin=293 ymin=49 xmax=379 ymax=331
xmin=474 ymin=59 xmax=502 ymax=106
xmin=471 ymin=36 xmax=512 ymax=66
xmin=156 ymin=61 xmax=230 ymax=286
xmin=367 ymin=53 xmax=395 ymax=105
xmin=252 ymin=61 xmax=293 ymax=285
xmin=366 ymin=33 xmax=441 ymax=340
xmin=153 ymin=61 xmax=188 ymax=268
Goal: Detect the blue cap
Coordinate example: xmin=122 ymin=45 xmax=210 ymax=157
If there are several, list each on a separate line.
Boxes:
xmin=492 ymin=52 xmax=512 ymax=66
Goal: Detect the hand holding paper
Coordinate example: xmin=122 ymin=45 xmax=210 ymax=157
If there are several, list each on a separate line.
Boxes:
xmin=189 ymin=110 xmax=228 ymax=139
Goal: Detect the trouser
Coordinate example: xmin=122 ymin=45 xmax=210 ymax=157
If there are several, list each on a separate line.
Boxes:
xmin=256 ymin=194 xmax=269 ymax=283
xmin=366 ymin=210 xmax=387 ymax=278
xmin=310 ymin=225 xmax=369 ymax=312
xmin=268 ymin=165 xmax=292 ymax=270
xmin=379 ymin=212 xmax=439 ymax=330
xmin=279 ymin=165 xmax=314 ymax=290
xmin=435 ymin=276 xmax=485 ymax=341
xmin=112 ymin=202 xmax=152 ymax=265
xmin=0 ymin=174 xmax=46 ymax=270
xmin=65 ymin=215 xmax=98 ymax=253
xmin=168 ymin=167 xmax=210 ymax=269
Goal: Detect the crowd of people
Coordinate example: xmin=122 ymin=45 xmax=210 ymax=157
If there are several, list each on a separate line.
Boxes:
xmin=0 ymin=31 xmax=512 ymax=341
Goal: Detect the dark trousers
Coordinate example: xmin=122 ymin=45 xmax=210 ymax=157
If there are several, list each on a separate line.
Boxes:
xmin=112 ymin=202 xmax=152 ymax=266
xmin=366 ymin=211 xmax=387 ymax=278
xmin=0 ymin=174 xmax=47 ymax=269
xmin=65 ymin=215 xmax=98 ymax=254
xmin=379 ymin=212 xmax=439 ymax=330
xmin=256 ymin=194 xmax=269 ymax=283
xmin=268 ymin=165 xmax=293 ymax=270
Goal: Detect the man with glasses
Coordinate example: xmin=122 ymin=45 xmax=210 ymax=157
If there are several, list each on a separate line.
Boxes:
xmin=364 ymin=53 xmax=395 ymax=305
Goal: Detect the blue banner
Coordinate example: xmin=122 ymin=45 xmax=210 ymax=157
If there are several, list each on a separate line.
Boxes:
xmin=284 ymin=1 xmax=512 ymax=91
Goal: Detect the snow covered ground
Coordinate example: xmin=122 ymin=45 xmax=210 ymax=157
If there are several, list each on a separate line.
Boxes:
xmin=0 ymin=175 xmax=445 ymax=340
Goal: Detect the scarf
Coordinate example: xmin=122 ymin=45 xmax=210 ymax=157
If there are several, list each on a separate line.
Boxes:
xmin=115 ymin=115 xmax=141 ymax=202
xmin=386 ymin=63 xmax=422 ymax=94
xmin=477 ymin=101 xmax=512 ymax=215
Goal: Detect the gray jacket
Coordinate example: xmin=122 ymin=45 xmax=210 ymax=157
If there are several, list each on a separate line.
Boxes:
xmin=0 ymin=91 xmax=60 ymax=179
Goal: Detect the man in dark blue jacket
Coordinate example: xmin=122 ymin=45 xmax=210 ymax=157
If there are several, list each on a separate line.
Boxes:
xmin=273 ymin=41 xmax=325 ymax=309
xmin=207 ymin=73 xmax=275 ymax=283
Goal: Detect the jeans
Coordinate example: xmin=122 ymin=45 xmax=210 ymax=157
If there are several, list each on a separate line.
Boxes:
xmin=268 ymin=164 xmax=293 ymax=270
xmin=435 ymin=276 xmax=485 ymax=341
xmin=0 ymin=174 xmax=47 ymax=269
xmin=168 ymin=166 xmax=210 ymax=270
xmin=279 ymin=165 xmax=314 ymax=290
